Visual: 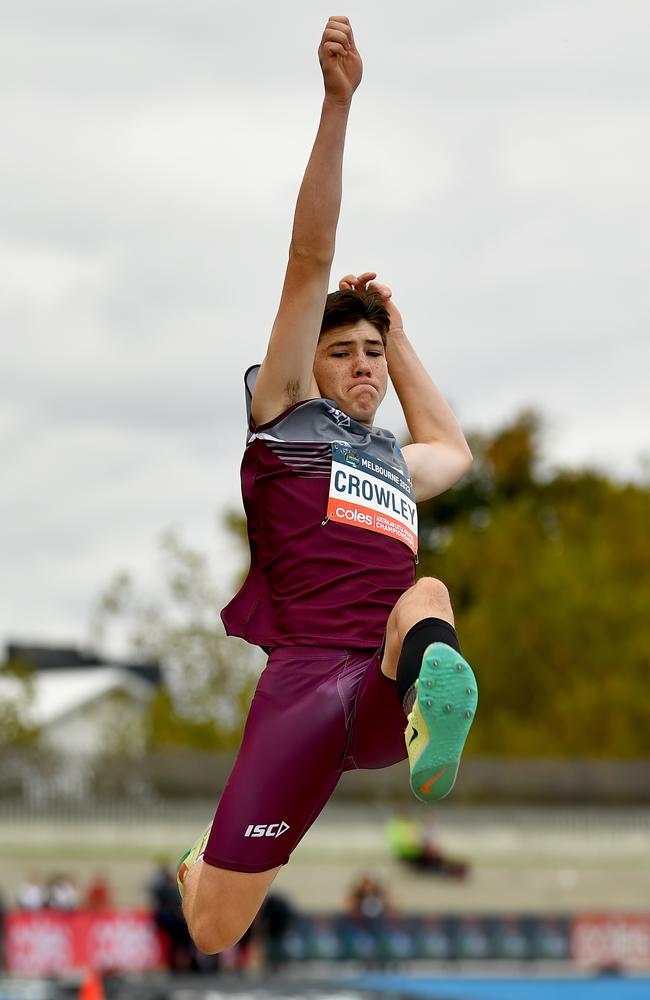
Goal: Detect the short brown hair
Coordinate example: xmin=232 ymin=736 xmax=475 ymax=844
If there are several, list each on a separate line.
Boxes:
xmin=319 ymin=289 xmax=390 ymax=345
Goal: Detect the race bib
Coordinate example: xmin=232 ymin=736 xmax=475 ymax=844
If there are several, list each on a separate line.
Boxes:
xmin=326 ymin=442 xmax=418 ymax=556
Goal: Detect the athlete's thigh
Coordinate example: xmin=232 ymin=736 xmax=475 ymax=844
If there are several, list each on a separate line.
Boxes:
xmin=344 ymin=646 xmax=407 ymax=771
xmin=204 ymin=647 xmax=350 ymax=874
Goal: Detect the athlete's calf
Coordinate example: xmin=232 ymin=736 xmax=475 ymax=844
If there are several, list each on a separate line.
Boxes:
xmin=182 ymin=857 xmax=280 ymax=955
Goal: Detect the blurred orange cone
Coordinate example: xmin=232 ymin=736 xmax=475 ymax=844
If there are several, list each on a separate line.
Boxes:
xmin=79 ymin=969 xmax=105 ymax=1000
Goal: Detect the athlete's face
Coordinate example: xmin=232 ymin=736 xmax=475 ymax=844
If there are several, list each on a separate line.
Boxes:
xmin=313 ymin=320 xmax=388 ymax=427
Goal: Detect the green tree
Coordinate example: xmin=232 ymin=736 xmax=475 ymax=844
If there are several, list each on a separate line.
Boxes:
xmin=96 ymin=410 xmax=650 ymax=760
xmin=0 ymin=657 xmax=40 ymax=747
xmin=418 ymin=412 xmax=650 ymax=758
xmin=93 ymin=527 xmax=263 ymax=751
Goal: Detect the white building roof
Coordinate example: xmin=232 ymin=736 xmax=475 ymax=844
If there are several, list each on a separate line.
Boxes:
xmin=0 ymin=666 xmax=152 ymax=727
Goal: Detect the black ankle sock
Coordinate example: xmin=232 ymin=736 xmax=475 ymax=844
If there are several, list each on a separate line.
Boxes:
xmin=395 ymin=617 xmax=461 ymax=714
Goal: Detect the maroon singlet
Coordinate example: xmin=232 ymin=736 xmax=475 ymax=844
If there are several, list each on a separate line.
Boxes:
xmin=221 ymin=366 xmax=417 ymax=649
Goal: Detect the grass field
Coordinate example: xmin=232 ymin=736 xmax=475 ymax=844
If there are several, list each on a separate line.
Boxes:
xmin=1 ymin=802 xmax=648 ymax=913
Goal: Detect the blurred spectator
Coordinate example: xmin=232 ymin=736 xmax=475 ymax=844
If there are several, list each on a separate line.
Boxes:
xmin=345 ymin=873 xmax=392 ymax=969
xmin=148 ymin=862 xmax=200 ymax=973
xmin=257 ymin=891 xmax=297 ymax=970
xmin=0 ymin=886 xmax=5 ymax=968
xmin=16 ymin=872 xmax=46 ymax=910
xmin=46 ymin=874 xmax=79 ymax=910
xmin=347 ymin=873 xmax=391 ymax=922
xmin=84 ymin=872 xmax=114 ymax=911
xmin=231 ymin=921 xmax=260 ymax=973
xmin=386 ymin=813 xmax=469 ymax=879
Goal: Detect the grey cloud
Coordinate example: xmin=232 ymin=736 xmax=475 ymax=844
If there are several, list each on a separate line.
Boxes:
xmin=2 ymin=0 xmax=649 ymax=651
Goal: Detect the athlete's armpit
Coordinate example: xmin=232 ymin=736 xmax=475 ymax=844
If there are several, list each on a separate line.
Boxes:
xmin=285 ymin=379 xmax=302 ymax=407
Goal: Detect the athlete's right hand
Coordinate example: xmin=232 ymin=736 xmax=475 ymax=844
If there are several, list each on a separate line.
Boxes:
xmin=340 ymin=271 xmax=405 ymax=334
xmin=318 ymin=16 xmax=362 ymax=104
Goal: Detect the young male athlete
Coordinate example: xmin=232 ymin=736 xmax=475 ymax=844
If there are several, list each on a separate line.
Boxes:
xmin=177 ymin=16 xmax=478 ymax=955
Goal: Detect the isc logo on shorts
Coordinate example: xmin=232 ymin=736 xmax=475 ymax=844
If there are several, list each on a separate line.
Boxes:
xmin=244 ymin=821 xmax=290 ymax=839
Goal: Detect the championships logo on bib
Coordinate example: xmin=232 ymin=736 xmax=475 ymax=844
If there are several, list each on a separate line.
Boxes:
xmin=326 ymin=443 xmax=418 ymax=555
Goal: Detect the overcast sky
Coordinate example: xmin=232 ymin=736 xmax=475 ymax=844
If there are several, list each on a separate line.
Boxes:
xmin=2 ymin=0 xmax=649 ymax=656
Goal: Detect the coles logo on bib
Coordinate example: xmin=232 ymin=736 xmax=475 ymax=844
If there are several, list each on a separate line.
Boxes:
xmin=326 ymin=443 xmax=418 ymax=556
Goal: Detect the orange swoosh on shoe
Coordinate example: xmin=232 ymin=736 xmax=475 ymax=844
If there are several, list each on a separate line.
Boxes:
xmin=420 ymin=767 xmax=449 ymax=794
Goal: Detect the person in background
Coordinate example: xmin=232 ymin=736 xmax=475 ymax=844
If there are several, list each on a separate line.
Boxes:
xmin=347 ymin=873 xmax=391 ymax=923
xmin=149 ymin=862 xmax=199 ymax=973
xmin=257 ymin=892 xmax=298 ymax=970
xmin=46 ymin=874 xmax=79 ymax=910
xmin=84 ymin=872 xmax=114 ymax=911
xmin=16 ymin=872 xmax=46 ymax=910
xmin=386 ymin=813 xmax=469 ymax=878
xmin=0 ymin=885 xmax=5 ymax=968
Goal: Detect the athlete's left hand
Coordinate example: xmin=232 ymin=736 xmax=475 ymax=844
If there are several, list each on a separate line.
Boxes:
xmin=338 ymin=271 xmax=404 ymax=332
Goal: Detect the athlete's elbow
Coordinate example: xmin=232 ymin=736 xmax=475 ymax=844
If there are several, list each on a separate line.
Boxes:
xmin=288 ymin=240 xmax=334 ymax=269
xmin=442 ymin=439 xmax=472 ymax=475
xmin=444 ymin=442 xmax=472 ymax=485
xmin=455 ymin=447 xmax=473 ymax=482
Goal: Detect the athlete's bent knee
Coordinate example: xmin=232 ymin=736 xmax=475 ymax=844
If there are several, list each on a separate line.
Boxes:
xmin=414 ymin=576 xmax=450 ymax=606
xmin=189 ymin=912 xmax=249 ymax=956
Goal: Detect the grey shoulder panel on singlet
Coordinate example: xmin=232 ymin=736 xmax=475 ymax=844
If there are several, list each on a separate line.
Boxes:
xmin=244 ymin=364 xmax=260 ymax=429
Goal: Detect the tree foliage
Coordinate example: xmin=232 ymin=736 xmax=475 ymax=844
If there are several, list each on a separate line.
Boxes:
xmin=418 ymin=412 xmax=650 ymax=758
xmin=95 ymin=411 xmax=650 ymax=759
xmin=0 ymin=657 xmax=40 ymax=747
xmin=93 ymin=528 xmax=263 ymax=751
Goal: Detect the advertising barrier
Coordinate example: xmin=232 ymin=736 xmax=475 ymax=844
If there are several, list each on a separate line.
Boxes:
xmin=5 ymin=910 xmax=167 ymax=975
xmin=267 ymin=913 xmax=573 ymax=965
xmin=4 ymin=910 xmax=650 ymax=972
xmin=572 ymin=915 xmax=650 ymax=971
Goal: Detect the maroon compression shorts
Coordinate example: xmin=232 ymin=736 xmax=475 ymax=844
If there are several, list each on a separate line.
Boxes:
xmin=203 ymin=644 xmax=407 ymax=873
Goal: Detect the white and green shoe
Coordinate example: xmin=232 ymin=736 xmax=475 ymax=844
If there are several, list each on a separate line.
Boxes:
xmin=176 ymin=824 xmax=211 ymax=899
xmin=405 ymin=642 xmax=478 ymax=802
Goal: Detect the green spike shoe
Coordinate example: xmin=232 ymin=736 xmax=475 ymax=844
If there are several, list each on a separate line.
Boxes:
xmin=405 ymin=642 xmax=478 ymax=802
xmin=176 ymin=824 xmax=211 ymax=899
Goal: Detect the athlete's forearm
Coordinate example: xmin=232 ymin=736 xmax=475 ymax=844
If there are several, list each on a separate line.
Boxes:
xmin=289 ymin=97 xmax=352 ymax=265
xmin=289 ymin=16 xmax=361 ymax=265
xmin=387 ymin=328 xmax=471 ymax=454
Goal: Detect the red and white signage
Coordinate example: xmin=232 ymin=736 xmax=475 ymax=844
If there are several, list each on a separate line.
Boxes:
xmin=5 ymin=910 xmax=167 ymax=974
xmin=572 ymin=915 xmax=650 ymax=970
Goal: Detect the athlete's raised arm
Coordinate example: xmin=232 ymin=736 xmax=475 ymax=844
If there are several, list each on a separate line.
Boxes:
xmin=339 ymin=272 xmax=473 ymax=501
xmin=250 ymin=16 xmax=362 ymax=427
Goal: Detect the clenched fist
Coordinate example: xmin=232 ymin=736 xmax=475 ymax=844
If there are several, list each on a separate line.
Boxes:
xmin=318 ymin=16 xmax=362 ymax=103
